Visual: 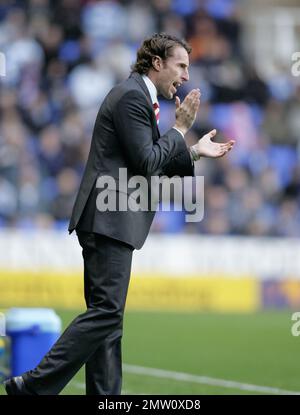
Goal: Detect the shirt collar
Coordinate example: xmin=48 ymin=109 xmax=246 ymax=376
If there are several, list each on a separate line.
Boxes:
xmin=142 ymin=75 xmax=158 ymax=105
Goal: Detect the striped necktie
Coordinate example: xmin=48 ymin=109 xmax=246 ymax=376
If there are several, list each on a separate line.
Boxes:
xmin=153 ymin=102 xmax=160 ymax=125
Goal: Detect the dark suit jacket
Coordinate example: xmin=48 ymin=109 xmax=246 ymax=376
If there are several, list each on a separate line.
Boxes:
xmin=68 ymin=72 xmax=194 ymax=249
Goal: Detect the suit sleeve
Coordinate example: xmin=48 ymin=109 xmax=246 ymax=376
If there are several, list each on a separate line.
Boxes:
xmin=113 ymin=90 xmax=193 ymax=177
xmin=161 ymin=146 xmax=194 ymax=177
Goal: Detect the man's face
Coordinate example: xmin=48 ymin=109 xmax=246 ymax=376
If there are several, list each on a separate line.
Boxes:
xmin=155 ymin=46 xmax=190 ymax=99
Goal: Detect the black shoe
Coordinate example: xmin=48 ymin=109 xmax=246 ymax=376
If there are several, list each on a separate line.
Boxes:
xmin=3 ymin=376 xmax=35 ymax=395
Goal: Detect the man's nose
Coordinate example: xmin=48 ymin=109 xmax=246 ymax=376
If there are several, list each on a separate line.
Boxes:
xmin=182 ymin=69 xmax=189 ymax=82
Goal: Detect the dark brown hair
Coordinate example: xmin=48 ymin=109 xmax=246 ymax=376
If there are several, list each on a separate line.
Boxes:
xmin=131 ymin=33 xmax=191 ymax=75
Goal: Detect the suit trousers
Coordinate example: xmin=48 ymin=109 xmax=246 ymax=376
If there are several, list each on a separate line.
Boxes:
xmin=23 ymin=231 xmax=134 ymax=395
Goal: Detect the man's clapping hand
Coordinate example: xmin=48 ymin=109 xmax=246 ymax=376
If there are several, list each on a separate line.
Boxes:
xmin=174 ymin=89 xmax=201 ymax=135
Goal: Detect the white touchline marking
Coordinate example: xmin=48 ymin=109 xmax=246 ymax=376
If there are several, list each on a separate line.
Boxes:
xmin=122 ymin=364 xmax=300 ymax=395
xmin=73 ymin=382 xmax=85 ymax=390
xmin=71 ymin=382 xmax=139 ymax=395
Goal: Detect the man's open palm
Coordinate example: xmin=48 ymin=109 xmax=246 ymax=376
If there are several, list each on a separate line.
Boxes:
xmin=197 ymin=129 xmax=235 ymax=158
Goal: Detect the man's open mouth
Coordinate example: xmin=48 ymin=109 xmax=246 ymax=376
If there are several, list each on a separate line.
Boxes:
xmin=172 ymin=82 xmax=182 ymax=93
xmin=173 ymin=82 xmax=181 ymax=89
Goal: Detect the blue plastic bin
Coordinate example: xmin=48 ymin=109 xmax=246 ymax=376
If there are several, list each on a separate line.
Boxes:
xmin=0 ymin=338 xmax=6 ymax=381
xmin=5 ymin=308 xmax=61 ymax=376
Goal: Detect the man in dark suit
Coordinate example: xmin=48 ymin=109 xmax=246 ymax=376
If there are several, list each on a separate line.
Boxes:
xmin=4 ymin=33 xmax=234 ymax=395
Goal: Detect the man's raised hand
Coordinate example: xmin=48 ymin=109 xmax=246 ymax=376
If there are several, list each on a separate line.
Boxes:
xmin=174 ymin=89 xmax=201 ymax=135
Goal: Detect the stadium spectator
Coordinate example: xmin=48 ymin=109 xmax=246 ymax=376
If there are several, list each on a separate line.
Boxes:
xmin=0 ymin=0 xmax=300 ymax=237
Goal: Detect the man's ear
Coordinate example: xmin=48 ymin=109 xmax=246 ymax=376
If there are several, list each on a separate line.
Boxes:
xmin=152 ymin=55 xmax=162 ymax=72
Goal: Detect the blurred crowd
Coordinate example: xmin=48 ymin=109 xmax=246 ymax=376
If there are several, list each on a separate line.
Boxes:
xmin=0 ymin=0 xmax=300 ymax=237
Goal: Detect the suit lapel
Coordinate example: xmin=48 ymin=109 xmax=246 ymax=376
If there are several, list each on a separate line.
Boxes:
xmin=130 ymin=72 xmax=152 ymax=105
xmin=129 ymin=72 xmax=160 ymax=138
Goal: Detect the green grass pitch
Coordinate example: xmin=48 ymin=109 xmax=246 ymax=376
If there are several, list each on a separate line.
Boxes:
xmin=1 ymin=309 xmax=299 ymax=395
